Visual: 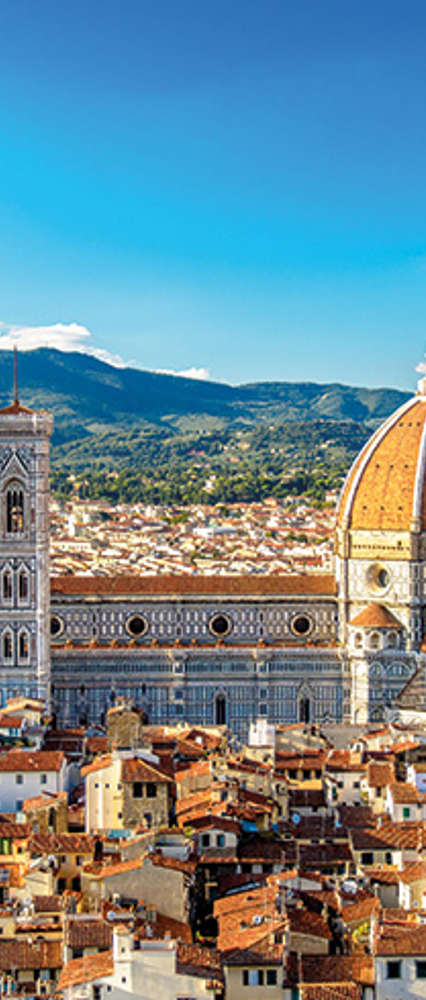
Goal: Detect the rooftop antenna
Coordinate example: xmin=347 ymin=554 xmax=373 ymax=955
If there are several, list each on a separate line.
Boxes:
xmin=13 ymin=345 xmax=18 ymax=405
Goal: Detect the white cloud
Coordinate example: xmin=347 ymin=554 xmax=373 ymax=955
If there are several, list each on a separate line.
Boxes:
xmin=416 ymin=358 xmax=426 ymax=375
xmin=155 ymin=366 xmax=211 ymax=380
xmin=0 ymin=322 xmax=128 ymax=368
xmin=0 ymin=321 xmax=212 ymax=380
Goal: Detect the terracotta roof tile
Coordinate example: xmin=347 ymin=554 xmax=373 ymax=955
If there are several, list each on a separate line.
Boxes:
xmin=301 ymin=954 xmax=374 ymax=986
xmin=349 ymin=603 xmax=402 ymax=628
xmin=83 ymin=858 xmax=143 ymax=879
xmin=0 ymin=939 xmax=62 ymax=970
xmin=30 ymin=833 xmax=95 ymax=855
xmin=66 ymin=917 xmax=112 ymax=949
xmin=121 ymin=758 xmax=172 ymax=783
xmin=58 ymin=950 xmax=114 ymax=989
xmin=51 ymin=573 xmax=337 ymax=597
xmin=375 ymin=923 xmax=426 ymax=955
xmin=367 ymin=762 xmax=394 ymax=787
xmin=0 ymin=750 xmax=64 ymax=772
xmin=176 ymin=942 xmax=223 ymax=982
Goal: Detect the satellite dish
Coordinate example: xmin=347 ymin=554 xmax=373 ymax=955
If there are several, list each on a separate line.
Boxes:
xmin=291 ymin=813 xmax=301 ymax=825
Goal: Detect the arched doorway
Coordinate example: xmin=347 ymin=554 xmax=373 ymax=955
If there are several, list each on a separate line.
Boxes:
xmin=299 ymin=697 xmax=310 ymax=724
xmin=215 ymin=695 xmax=226 ymax=725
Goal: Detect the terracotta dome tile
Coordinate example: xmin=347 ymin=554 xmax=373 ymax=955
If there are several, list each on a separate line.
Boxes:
xmin=337 ymin=396 xmax=426 ymax=531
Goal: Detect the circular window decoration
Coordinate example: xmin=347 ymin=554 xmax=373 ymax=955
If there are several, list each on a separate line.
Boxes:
xmin=125 ymin=614 xmax=148 ymax=638
xmin=50 ymin=615 xmax=64 ymax=638
xmin=209 ymin=613 xmax=232 ymax=637
xmin=290 ymin=614 xmax=313 ymax=637
xmin=366 ymin=564 xmax=390 ymax=593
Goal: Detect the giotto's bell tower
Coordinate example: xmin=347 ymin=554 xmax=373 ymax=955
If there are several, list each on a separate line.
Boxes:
xmin=0 ymin=351 xmax=53 ymax=706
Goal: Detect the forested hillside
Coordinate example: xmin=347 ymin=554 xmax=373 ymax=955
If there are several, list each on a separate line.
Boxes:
xmin=0 ymin=348 xmax=409 ymax=505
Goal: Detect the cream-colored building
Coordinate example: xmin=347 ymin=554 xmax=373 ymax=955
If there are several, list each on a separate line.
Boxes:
xmin=82 ymin=748 xmax=172 ymax=832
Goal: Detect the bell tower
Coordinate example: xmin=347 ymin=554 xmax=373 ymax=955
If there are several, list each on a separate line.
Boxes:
xmin=0 ymin=350 xmax=53 ymax=707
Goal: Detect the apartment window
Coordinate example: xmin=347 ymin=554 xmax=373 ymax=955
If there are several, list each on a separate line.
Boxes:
xmin=266 ymin=970 xmax=277 ymax=986
xmin=416 ymin=961 xmax=426 ymax=979
xmin=353 ymin=781 xmax=360 ymax=788
xmin=387 ymin=961 xmax=401 ymax=979
xmin=217 ymin=834 xmax=225 ymax=847
xmin=93 ymin=987 xmax=101 ymax=1000
xmin=146 ymin=783 xmax=157 ymax=798
xmin=133 ymin=782 xmax=143 ymax=798
xmin=15 ymin=800 xmax=23 ymax=811
xmin=16 ymin=774 xmax=23 ymax=785
xmin=361 ymin=852 xmax=374 ymax=865
xmin=202 ymin=834 xmax=210 ymax=847
xmin=403 ymin=807 xmax=411 ymax=819
xmin=40 ymin=774 xmax=47 ymax=785
xmin=242 ymin=970 xmax=264 ymax=986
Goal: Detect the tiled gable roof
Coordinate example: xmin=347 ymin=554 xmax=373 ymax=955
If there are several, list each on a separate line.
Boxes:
xmin=121 ymin=758 xmax=172 ymax=783
xmin=30 ymin=832 xmax=95 ymax=855
xmin=0 ymin=939 xmax=62 ymax=970
xmin=301 ymin=954 xmax=374 ymax=986
xmin=367 ymin=761 xmax=394 ymax=787
xmin=66 ymin=917 xmax=112 ymax=949
xmin=349 ymin=603 xmax=402 ymax=628
xmin=176 ymin=942 xmax=223 ymax=982
xmin=0 ymin=750 xmax=64 ymax=772
xmin=58 ymin=950 xmax=114 ymax=988
xmin=375 ymin=923 xmax=426 ymax=955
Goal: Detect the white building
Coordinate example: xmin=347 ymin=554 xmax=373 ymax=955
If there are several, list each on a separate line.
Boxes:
xmin=0 ymin=749 xmax=66 ymax=812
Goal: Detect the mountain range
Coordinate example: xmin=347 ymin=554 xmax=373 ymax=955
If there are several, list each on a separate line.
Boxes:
xmin=1 ymin=348 xmax=410 ymax=442
xmin=0 ymin=349 xmax=411 ymax=504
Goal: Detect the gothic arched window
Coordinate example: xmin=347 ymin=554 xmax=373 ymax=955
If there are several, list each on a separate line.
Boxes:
xmin=6 ymin=485 xmax=24 ymax=534
xmin=18 ymin=631 xmax=29 ymax=661
xmin=18 ymin=571 xmax=29 ymax=602
xmin=2 ymin=632 xmax=12 ymax=661
xmin=2 ymin=571 xmax=12 ymax=603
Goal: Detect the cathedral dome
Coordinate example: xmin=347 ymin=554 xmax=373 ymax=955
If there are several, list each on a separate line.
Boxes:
xmin=337 ymin=380 xmax=426 ymax=533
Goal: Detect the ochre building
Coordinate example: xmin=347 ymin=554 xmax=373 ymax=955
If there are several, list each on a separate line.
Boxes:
xmin=2 ymin=380 xmax=426 ymax=737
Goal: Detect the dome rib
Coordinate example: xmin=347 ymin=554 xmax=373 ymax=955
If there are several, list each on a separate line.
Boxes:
xmin=411 ymin=417 xmax=426 ymax=531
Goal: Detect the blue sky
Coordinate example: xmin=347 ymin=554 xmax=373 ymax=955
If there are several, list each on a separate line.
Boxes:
xmin=0 ymin=0 xmax=426 ymax=388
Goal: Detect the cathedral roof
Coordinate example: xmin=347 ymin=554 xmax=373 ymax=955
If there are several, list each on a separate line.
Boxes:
xmin=348 ymin=603 xmax=402 ymax=628
xmin=337 ymin=384 xmax=426 ymax=531
xmin=50 ymin=573 xmax=337 ymax=597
